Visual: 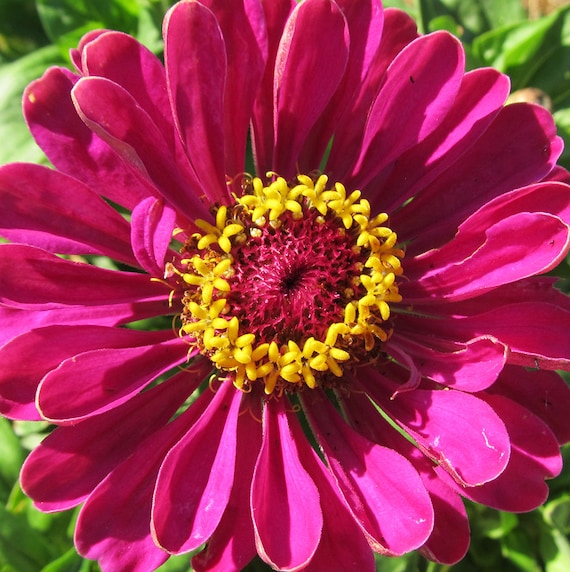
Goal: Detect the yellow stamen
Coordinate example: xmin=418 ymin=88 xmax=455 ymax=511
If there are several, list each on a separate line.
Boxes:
xmin=176 ymin=173 xmax=403 ymax=394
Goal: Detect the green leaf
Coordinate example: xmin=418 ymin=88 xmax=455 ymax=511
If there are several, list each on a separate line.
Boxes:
xmin=374 ymin=551 xmax=421 ymax=572
xmin=543 ymin=495 xmax=570 ymax=534
xmin=413 ymin=0 xmax=526 ymax=40
xmin=40 ymin=548 xmax=94 ymax=572
xmin=0 ymin=44 xmax=65 ymax=165
xmin=0 ymin=419 xmax=25 ymax=503
xmin=476 ymin=0 xmax=527 ymax=29
xmin=381 ymin=0 xmax=419 ymax=22
xmin=0 ymin=0 xmax=49 ymax=62
xmin=540 ymin=527 xmax=570 ymax=572
xmin=0 ymin=504 xmax=56 ymax=571
xmin=155 ymin=554 xmax=195 ymax=571
xmin=501 ymin=528 xmax=541 ymax=572
xmin=553 ymin=107 xmax=570 ymax=169
xmin=472 ymin=6 xmax=570 ymax=103
xmin=35 ymin=0 xmax=167 ymax=55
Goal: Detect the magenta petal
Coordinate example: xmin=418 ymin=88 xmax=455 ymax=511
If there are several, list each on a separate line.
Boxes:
xmin=192 ymin=398 xmax=262 ymax=572
xmin=131 ymin=196 xmax=177 ymax=275
xmin=272 ymin=0 xmax=349 ymax=177
xmin=326 ymin=8 xmax=418 ymax=180
xmin=163 ymin=0 xmax=227 ymax=201
xmin=152 ymin=382 xmax=242 ymax=554
xmin=361 ymin=371 xmax=510 ymax=486
xmin=403 ymin=212 xmax=570 ymax=302
xmin=397 ymin=103 xmax=564 ymax=251
xmin=0 ymin=163 xmax=135 ymax=265
xmin=24 ymin=67 xmax=152 ymax=210
xmin=426 ymin=301 xmax=570 ymax=371
xmin=0 ymin=325 xmax=171 ymax=421
xmin=76 ymin=380 xmax=217 ymax=572
xmin=375 ymin=67 xmax=509 ymax=212
xmin=69 ymin=29 xmax=108 ymax=72
xmin=0 ymin=298 xmax=169 ymax=343
xmin=417 ymin=460 xmax=470 ymax=564
xmin=438 ymin=394 xmax=562 ymax=512
xmin=298 ymin=0 xmax=384 ymax=171
xmin=287 ymin=400 xmax=375 ymax=572
xmin=302 ymin=391 xmax=433 ymax=555
xmin=340 ymin=391 xmax=469 ymax=565
xmin=199 ymin=0 xmax=268 ymax=178
xmin=490 ymin=366 xmax=570 ymax=445
xmin=71 ymin=76 xmax=209 ymax=220
xmin=351 ymin=31 xmax=464 ymax=189
xmin=250 ymin=0 xmax=296 ymax=174
xmin=0 ymin=244 xmax=166 ymax=309
xmin=252 ymin=398 xmax=323 ymax=571
xmin=81 ymin=30 xmax=174 ymax=147
xmin=22 ymin=369 xmax=200 ymax=512
xmin=37 ymin=335 xmax=187 ymax=423
xmin=388 ymin=334 xmax=507 ymax=391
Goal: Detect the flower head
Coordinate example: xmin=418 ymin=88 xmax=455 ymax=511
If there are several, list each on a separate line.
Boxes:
xmin=1 ymin=0 xmax=570 ymax=570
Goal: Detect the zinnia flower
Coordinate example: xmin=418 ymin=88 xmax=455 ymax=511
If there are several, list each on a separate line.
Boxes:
xmin=2 ymin=0 xmax=570 ymax=570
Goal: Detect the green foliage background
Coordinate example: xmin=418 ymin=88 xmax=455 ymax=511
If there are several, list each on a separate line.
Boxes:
xmin=1 ymin=0 xmax=570 ymax=570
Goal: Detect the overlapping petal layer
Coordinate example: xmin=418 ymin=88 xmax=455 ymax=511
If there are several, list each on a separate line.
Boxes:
xmin=1 ymin=1 xmax=569 ymax=571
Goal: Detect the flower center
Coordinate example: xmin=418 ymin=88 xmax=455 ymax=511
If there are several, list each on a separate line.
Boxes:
xmin=170 ymin=174 xmax=403 ymax=395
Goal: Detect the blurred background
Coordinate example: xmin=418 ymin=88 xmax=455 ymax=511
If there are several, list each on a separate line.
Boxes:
xmin=0 ymin=1 xmax=570 ymax=570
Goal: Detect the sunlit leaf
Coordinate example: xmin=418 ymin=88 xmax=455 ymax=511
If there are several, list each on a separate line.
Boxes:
xmin=0 ymin=45 xmax=64 ymax=165
xmin=0 ymin=504 xmax=56 ymax=571
xmin=0 ymin=0 xmax=48 ymax=62
xmin=0 ymin=419 xmax=25 ymax=503
xmin=36 ymin=0 xmax=167 ymax=55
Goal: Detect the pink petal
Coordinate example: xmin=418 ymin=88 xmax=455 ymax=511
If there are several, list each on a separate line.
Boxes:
xmin=199 ymin=0 xmax=268 ymax=178
xmin=422 ymin=276 xmax=570 ymax=317
xmin=340 ymin=391 xmax=469 ymax=565
xmin=438 ymin=394 xmax=562 ymax=512
xmin=301 ymin=390 xmax=433 ymax=555
xmin=388 ymin=334 xmax=507 ymax=392
xmin=327 ymin=8 xmax=418 ymax=180
xmin=37 ymin=335 xmax=187 ymax=423
xmin=81 ymin=30 xmax=175 ymax=148
xmin=402 ymin=212 xmax=570 ymax=302
xmin=396 ymin=103 xmax=564 ymax=252
xmin=70 ymin=29 xmax=109 ymax=73
xmin=0 ymin=244 xmax=166 ymax=310
xmin=152 ymin=382 xmax=242 ymax=554
xmin=361 ymin=370 xmax=510 ymax=486
xmin=272 ymin=0 xmax=349 ymax=177
xmin=416 ymin=459 xmax=470 ymax=564
xmin=251 ymin=0 xmax=296 ymax=174
xmin=131 ymin=196 xmax=177 ymax=275
xmin=71 ymin=76 xmax=209 ymax=220
xmin=22 ymin=369 xmax=201 ymax=512
xmin=464 ymin=181 xmax=570 ymax=232
xmin=288 ymin=400 xmax=375 ymax=572
xmin=490 ymin=365 xmax=570 ymax=445
xmin=76 ymin=380 xmax=218 ymax=572
xmin=0 ymin=163 xmax=135 ymax=265
xmin=23 ymin=67 xmax=153 ymax=210
xmin=298 ymin=0 xmax=384 ymax=171
xmin=350 ymin=31 xmax=465 ymax=189
xmin=374 ymin=67 xmax=510 ymax=212
xmin=192 ymin=398 xmax=262 ymax=572
xmin=414 ymin=301 xmax=570 ymax=371
xmin=0 ymin=325 xmax=175 ymax=421
xmin=546 ymin=165 xmax=570 ymax=184
xmin=163 ymin=1 xmax=227 ymax=201
xmin=252 ymin=398 xmax=323 ymax=571
xmin=0 ymin=297 xmax=169 ymax=347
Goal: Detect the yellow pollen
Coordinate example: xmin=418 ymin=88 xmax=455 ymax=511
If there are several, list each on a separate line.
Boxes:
xmin=176 ymin=174 xmax=404 ymax=395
